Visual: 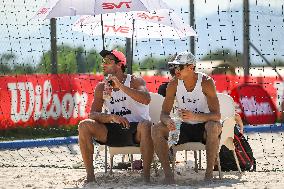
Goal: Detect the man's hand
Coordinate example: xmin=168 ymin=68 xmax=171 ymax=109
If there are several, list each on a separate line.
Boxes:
xmin=162 ymin=117 xmax=176 ymax=131
xmin=111 ymin=114 xmax=130 ymax=129
xmin=108 ymin=75 xmax=122 ymax=89
xmin=179 ymin=109 xmax=198 ymax=122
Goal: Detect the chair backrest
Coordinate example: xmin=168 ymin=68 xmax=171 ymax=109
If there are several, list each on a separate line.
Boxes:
xmin=217 ymin=93 xmax=235 ymax=121
xmin=217 ymin=93 xmax=236 ymax=148
xmin=149 ymin=92 xmax=164 ymax=124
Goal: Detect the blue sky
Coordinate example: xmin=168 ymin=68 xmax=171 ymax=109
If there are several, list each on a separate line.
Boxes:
xmin=0 ymin=0 xmax=283 ymax=67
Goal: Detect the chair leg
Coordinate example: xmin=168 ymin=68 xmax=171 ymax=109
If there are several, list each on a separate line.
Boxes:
xmin=184 ymin=150 xmax=188 ymax=162
xmin=217 ymin=154 xmax=223 ymax=179
xmin=172 ymin=151 xmax=177 ymax=174
xmin=130 ymin=154 xmax=134 ymax=170
xmin=199 ymin=150 xmax=202 ymax=170
xmin=110 ymin=155 xmax=114 ymax=174
xmin=104 ymin=145 xmax=108 ymax=173
xmin=233 ymin=150 xmax=242 ymax=175
xmin=152 ymin=154 xmax=159 ymax=176
xmin=194 ymin=151 xmax=198 ymax=173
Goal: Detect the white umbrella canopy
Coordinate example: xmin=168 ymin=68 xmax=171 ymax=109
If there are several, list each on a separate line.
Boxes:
xmin=33 ymin=0 xmax=170 ymax=19
xmin=72 ymin=9 xmax=197 ymax=39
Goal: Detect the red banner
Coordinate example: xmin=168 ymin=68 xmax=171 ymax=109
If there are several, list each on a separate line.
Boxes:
xmin=0 ymin=74 xmax=283 ymax=129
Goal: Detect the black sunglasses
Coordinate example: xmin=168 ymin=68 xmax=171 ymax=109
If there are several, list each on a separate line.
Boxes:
xmin=168 ymin=64 xmax=186 ymax=71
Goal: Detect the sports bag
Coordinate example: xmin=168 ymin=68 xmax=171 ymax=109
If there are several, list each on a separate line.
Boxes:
xmin=219 ymin=127 xmax=256 ymax=172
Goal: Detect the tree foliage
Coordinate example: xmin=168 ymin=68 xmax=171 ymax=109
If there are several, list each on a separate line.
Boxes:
xmin=201 ymin=48 xmax=243 ymax=66
xmin=36 ymin=45 xmax=102 ymax=74
xmin=0 ymin=53 xmax=36 ymax=75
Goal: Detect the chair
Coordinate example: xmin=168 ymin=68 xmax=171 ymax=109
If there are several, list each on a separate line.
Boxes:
xmin=172 ymin=93 xmax=242 ymax=179
xmin=105 ymin=92 xmax=164 ymax=173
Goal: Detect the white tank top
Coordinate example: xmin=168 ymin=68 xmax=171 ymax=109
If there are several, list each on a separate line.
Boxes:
xmin=104 ymin=74 xmax=150 ymax=122
xmin=176 ymin=72 xmax=210 ymax=124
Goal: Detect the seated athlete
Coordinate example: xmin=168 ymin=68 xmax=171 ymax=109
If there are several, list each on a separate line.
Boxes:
xmin=151 ymin=51 xmax=222 ymax=183
xmin=78 ymin=49 xmax=153 ymax=184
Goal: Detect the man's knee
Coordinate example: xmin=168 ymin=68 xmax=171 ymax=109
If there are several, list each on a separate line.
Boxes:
xmin=151 ymin=122 xmax=165 ymax=140
xmin=205 ymin=121 xmax=222 ymax=137
xmin=78 ymin=119 xmax=96 ymax=134
xmin=138 ymin=120 xmax=152 ymax=133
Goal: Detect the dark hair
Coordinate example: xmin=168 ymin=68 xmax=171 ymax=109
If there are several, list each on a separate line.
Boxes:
xmin=121 ymin=64 xmax=127 ymax=73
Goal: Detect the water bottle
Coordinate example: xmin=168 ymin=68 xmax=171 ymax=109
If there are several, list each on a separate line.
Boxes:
xmin=168 ymin=110 xmax=182 ymax=147
xmin=103 ymin=74 xmax=112 ymax=100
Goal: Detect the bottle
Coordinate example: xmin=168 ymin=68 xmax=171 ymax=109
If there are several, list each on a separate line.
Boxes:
xmin=103 ymin=74 xmax=112 ymax=100
xmin=168 ymin=110 xmax=182 ymax=147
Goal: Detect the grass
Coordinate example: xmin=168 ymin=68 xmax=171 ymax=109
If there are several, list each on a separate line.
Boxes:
xmin=0 ymin=125 xmax=78 ymax=141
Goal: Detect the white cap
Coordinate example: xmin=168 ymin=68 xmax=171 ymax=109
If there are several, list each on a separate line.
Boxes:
xmin=168 ymin=51 xmax=196 ymax=65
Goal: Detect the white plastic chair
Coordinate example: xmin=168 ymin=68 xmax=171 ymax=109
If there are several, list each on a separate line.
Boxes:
xmin=105 ymin=92 xmax=164 ymax=173
xmin=172 ymin=93 xmax=242 ymax=179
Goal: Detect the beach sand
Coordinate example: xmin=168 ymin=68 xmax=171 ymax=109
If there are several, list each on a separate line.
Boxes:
xmin=1 ymin=132 xmax=284 ymax=189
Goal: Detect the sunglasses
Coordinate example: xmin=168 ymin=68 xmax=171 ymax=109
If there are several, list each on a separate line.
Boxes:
xmin=168 ymin=64 xmax=186 ymax=71
xmin=102 ymin=58 xmax=115 ymax=65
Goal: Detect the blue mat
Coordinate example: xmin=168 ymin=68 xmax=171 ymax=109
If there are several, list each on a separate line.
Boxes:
xmin=0 ymin=136 xmax=78 ymax=149
xmin=1 ymin=123 xmax=283 ymax=149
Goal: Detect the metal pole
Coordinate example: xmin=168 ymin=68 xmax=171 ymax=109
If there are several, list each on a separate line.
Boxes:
xmin=50 ymin=18 xmax=57 ymax=74
xmin=243 ymin=0 xmax=250 ymax=76
xmin=126 ymin=38 xmax=132 ymax=74
xmin=126 ymin=19 xmax=134 ymax=74
xmin=189 ymin=0 xmax=195 ymax=55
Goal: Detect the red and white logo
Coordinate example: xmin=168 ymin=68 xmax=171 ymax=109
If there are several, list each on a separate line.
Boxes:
xmin=37 ymin=7 xmax=49 ymax=15
xmin=104 ymin=25 xmax=130 ymax=33
xmin=231 ymin=84 xmax=277 ymax=124
xmin=136 ymin=13 xmax=164 ymax=22
xmin=102 ymin=1 xmax=132 ymax=9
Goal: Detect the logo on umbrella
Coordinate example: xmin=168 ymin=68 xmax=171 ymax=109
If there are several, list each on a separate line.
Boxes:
xmin=136 ymin=13 xmax=164 ymax=21
xmin=102 ymin=1 xmax=132 ymax=9
xmin=37 ymin=7 xmax=49 ymax=15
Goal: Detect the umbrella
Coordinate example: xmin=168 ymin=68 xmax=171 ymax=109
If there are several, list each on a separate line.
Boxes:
xmin=72 ymin=9 xmax=197 ymax=71
xmin=33 ymin=0 xmax=169 ymax=19
xmin=32 ymin=0 xmax=170 ymax=74
xmin=32 ymin=0 xmax=170 ymax=70
xmin=72 ymin=9 xmax=197 ymax=39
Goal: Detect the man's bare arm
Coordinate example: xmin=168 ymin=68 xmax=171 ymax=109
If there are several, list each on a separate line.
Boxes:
xmin=88 ymin=82 xmax=114 ymax=123
xmin=199 ymin=77 xmax=221 ymax=122
xmin=112 ymin=75 xmax=151 ymax=105
xmin=160 ymin=79 xmax=177 ymax=130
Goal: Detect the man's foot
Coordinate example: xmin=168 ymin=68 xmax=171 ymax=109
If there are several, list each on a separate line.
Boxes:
xmin=162 ymin=177 xmax=175 ymax=185
xmin=86 ymin=175 xmax=96 ymax=183
xmin=204 ymin=172 xmax=213 ymax=181
xmin=143 ymin=176 xmax=151 ymax=183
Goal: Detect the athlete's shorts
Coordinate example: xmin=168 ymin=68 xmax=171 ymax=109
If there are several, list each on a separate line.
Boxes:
xmin=177 ymin=122 xmax=206 ymax=145
xmin=95 ymin=122 xmax=139 ymax=147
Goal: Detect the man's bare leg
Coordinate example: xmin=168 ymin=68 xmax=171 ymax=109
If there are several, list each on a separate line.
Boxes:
xmin=152 ymin=123 xmax=175 ymax=184
xmin=78 ymin=119 xmax=107 ymax=182
xmin=204 ymin=121 xmax=222 ymax=180
xmin=136 ymin=120 xmax=154 ymax=182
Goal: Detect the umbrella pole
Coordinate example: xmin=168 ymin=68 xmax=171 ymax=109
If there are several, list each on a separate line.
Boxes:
xmin=126 ymin=19 xmax=135 ymax=74
xmin=50 ymin=18 xmax=57 ymax=74
xmin=126 ymin=38 xmax=132 ymax=74
xmin=101 ymin=14 xmax=105 ymax=50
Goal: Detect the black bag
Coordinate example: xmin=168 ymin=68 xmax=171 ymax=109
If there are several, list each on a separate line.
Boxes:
xmin=219 ymin=127 xmax=256 ymax=172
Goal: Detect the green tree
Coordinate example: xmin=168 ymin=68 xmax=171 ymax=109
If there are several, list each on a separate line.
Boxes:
xmin=138 ymin=56 xmax=170 ymax=70
xmin=271 ymin=59 xmax=284 ymax=66
xmin=75 ymin=46 xmax=86 ymax=73
xmin=0 ymin=53 xmax=15 ymax=75
xmin=13 ymin=64 xmax=36 ymax=74
xmin=37 ymin=45 xmax=102 ymax=74
xmin=37 ymin=45 xmax=77 ymax=74
xmin=85 ymin=49 xmax=102 ymax=74
xmin=201 ymin=49 xmax=243 ymax=66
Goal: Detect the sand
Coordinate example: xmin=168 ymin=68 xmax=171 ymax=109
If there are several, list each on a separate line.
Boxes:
xmin=1 ymin=132 xmax=284 ymax=189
